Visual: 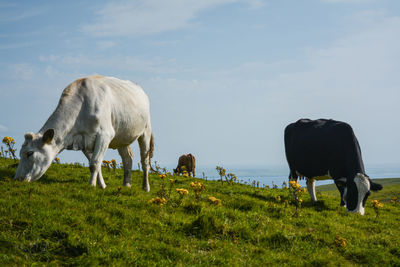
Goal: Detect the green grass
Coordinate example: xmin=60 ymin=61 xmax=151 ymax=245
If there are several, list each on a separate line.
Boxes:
xmin=1 ymin=157 xmax=400 ymax=266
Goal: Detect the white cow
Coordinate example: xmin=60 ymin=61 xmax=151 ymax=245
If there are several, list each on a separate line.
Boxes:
xmin=14 ymin=75 xmax=154 ymax=191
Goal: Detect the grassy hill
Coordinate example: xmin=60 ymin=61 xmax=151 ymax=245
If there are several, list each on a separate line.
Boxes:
xmin=0 ymin=157 xmax=399 ymax=266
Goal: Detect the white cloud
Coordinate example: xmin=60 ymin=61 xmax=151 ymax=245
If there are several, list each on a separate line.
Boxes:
xmin=145 ymin=10 xmax=400 ymax=165
xmin=249 ymin=12 xmax=400 ymax=164
xmin=96 ymin=40 xmax=116 ymax=50
xmin=247 ymin=0 xmax=268 ymax=9
xmin=38 ymin=53 xmax=186 ymax=76
xmin=39 ymin=54 xmax=59 ymax=62
xmin=0 ymin=6 xmax=47 ymax=22
xmin=0 ymin=3 xmax=16 ymax=8
xmin=321 ymin=0 xmax=374 ymax=3
xmin=0 ymin=124 xmax=7 ymax=132
xmin=0 ymin=41 xmax=37 ymax=50
xmin=10 ymin=63 xmax=35 ymax=80
xmin=45 ymin=66 xmax=61 ymax=79
xmin=82 ymin=0 xmax=265 ymax=37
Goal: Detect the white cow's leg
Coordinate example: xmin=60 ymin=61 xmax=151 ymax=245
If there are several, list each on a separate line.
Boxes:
xmin=97 ymin=171 xmax=106 ymax=189
xmin=118 ymin=146 xmax=133 ymax=187
xmin=83 ymin=150 xmax=92 ymax=162
xmin=88 ymin=133 xmax=112 ymax=189
xmin=89 ymin=165 xmax=99 ymax=187
xmin=83 ymin=150 xmax=106 ymax=189
xmin=307 ymin=178 xmax=317 ymax=202
xmin=138 ymin=129 xmax=152 ymax=192
xmin=83 ymin=151 xmax=97 ymax=187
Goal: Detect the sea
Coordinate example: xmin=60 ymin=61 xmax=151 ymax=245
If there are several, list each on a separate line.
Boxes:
xmin=190 ymin=164 xmax=400 ymax=188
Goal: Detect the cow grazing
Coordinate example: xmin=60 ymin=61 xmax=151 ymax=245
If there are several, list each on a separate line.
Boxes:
xmin=14 ymin=75 xmax=154 ymax=191
xmin=174 ymin=154 xmax=196 ymax=177
xmin=284 ymin=119 xmax=382 ymax=215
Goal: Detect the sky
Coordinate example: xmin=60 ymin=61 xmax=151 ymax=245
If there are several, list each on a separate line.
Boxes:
xmin=1 ymin=0 xmax=400 ymax=170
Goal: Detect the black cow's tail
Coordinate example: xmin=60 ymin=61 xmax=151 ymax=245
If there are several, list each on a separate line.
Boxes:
xmin=284 ymin=124 xmax=298 ymax=181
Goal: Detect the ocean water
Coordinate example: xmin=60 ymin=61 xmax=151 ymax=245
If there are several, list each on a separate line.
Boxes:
xmin=193 ymin=164 xmax=400 ymax=188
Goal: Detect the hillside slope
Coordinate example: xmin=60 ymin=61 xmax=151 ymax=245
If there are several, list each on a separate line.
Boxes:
xmin=1 ymin=158 xmax=399 ymax=266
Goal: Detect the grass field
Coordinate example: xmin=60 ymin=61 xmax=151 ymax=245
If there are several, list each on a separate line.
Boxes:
xmin=0 ymin=157 xmax=399 ymax=266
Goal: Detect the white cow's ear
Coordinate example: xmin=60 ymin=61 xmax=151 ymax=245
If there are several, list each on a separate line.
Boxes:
xmin=42 ymin=129 xmax=55 ymax=144
xmin=24 ymin=132 xmax=34 ymax=141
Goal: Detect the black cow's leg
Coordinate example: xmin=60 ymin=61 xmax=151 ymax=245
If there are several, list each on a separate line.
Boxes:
xmin=288 ymin=168 xmax=298 ymax=181
xmin=334 ymin=180 xmax=346 ymax=206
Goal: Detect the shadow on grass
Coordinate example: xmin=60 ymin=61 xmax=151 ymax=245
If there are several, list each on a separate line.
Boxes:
xmin=184 ymin=214 xmax=225 ymax=238
xmin=0 ymin=163 xmax=18 ymax=180
xmin=302 ymin=200 xmax=334 ymax=212
xmin=40 ymin=175 xmax=80 ymax=184
xmin=242 ymin=191 xmax=272 ymax=201
xmin=243 ymin=190 xmax=292 ymax=203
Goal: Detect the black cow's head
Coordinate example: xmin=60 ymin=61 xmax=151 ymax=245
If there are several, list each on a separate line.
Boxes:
xmin=340 ymin=173 xmax=383 ymax=215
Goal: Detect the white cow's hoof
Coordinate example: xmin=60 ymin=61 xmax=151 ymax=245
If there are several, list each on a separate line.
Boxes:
xmin=143 ymin=186 xmax=150 ymax=192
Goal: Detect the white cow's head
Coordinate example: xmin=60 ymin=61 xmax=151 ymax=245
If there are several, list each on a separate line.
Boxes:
xmin=342 ymin=173 xmax=383 ymax=215
xmin=14 ymin=129 xmax=57 ymax=182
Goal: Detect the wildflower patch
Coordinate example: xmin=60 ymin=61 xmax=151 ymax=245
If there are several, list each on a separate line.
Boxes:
xmin=208 ymin=196 xmax=222 ymax=205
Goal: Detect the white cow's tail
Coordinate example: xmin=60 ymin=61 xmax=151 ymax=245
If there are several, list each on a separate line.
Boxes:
xmin=149 ymin=133 xmax=155 ymax=172
xmin=149 ymin=133 xmax=154 ymax=159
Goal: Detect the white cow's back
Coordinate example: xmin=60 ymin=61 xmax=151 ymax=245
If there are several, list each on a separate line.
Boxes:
xmin=77 ymin=76 xmax=151 ymax=149
xmin=41 ymin=75 xmax=151 ymax=150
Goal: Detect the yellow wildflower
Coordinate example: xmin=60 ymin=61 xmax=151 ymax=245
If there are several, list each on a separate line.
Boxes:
xmin=148 ymin=197 xmax=167 ymax=206
xmin=371 ymin=199 xmax=383 ymax=209
xmin=176 ymin=188 xmax=189 ymax=195
xmin=2 ymin=136 xmax=14 ymax=145
xmin=159 ymin=174 xmax=167 ymax=179
xmin=110 ymin=159 xmax=118 ymax=169
xmin=190 ymin=182 xmax=206 ymax=190
xmin=190 ymin=182 xmax=206 ymax=199
xmin=289 ymin=180 xmax=301 ymax=190
xmin=334 ymin=235 xmax=347 ymax=248
xmin=208 ymin=196 xmax=222 ymax=205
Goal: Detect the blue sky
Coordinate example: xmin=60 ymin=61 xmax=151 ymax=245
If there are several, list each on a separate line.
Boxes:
xmin=1 ymin=0 xmax=400 ymax=169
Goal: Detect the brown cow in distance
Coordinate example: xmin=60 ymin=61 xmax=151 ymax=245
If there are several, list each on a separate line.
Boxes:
xmin=174 ymin=154 xmax=196 ymax=177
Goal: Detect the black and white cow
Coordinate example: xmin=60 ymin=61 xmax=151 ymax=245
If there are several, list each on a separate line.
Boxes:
xmin=284 ymin=119 xmax=382 ymax=215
